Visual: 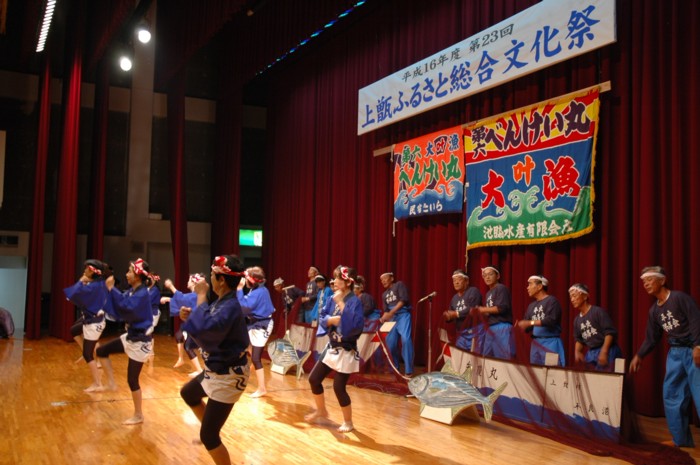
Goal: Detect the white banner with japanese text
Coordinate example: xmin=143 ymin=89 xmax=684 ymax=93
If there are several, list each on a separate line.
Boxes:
xmin=357 ymin=0 xmax=615 ymax=135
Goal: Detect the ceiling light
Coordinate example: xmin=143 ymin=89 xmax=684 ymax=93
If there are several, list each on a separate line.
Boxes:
xmin=136 ymin=27 xmax=151 ymax=44
xmin=119 ymin=56 xmax=133 ymax=71
xmin=35 ymin=0 xmax=57 ymax=52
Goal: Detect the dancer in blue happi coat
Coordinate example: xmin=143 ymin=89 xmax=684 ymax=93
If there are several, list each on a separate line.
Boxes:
xmin=179 ymin=254 xmax=250 ymax=465
xmin=64 ymin=259 xmax=110 ymax=392
xmin=237 ymin=266 xmax=275 ymax=398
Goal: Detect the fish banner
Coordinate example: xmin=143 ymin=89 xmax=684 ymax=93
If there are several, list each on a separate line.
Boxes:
xmin=464 ymin=87 xmax=600 ymax=249
xmin=393 ymin=126 xmax=465 ymax=220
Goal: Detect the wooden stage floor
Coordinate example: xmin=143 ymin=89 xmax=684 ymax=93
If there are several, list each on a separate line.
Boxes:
xmin=1 ymin=334 xmax=697 ymax=465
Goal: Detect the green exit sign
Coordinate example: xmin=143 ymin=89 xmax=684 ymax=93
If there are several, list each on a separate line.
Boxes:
xmin=239 ymin=229 xmax=262 ymax=247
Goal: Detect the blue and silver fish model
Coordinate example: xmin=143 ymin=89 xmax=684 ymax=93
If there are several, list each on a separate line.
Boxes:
xmin=267 ymin=333 xmax=311 ymax=380
xmin=408 ymin=361 xmax=507 ymax=422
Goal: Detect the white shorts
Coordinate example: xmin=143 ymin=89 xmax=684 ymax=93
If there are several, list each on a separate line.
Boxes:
xmin=322 ymin=345 xmax=360 ymax=374
xmin=120 ymin=332 xmax=154 ymax=363
xmin=201 ymin=365 xmax=250 ymax=404
xmin=83 ymin=319 xmax=105 ymax=341
xmin=249 ymin=319 xmax=274 ymax=347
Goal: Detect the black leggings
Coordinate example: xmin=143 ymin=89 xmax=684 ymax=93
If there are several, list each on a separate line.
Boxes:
xmin=251 ymin=345 xmax=264 ymax=370
xmin=70 ymin=319 xmax=84 ymax=338
xmin=96 ymin=337 xmax=145 ymax=391
xmin=308 ymin=362 xmax=351 ymax=407
xmin=180 ymin=374 xmax=235 ymax=450
xmin=83 ymin=339 xmax=98 ymax=363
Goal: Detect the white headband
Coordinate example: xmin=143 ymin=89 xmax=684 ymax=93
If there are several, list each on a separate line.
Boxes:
xmin=568 ymin=284 xmax=588 ymax=295
xmin=481 ymin=266 xmax=499 ymax=275
xmin=528 ymin=275 xmax=549 ymax=286
xmin=452 ymin=271 xmax=469 ymax=279
xmin=640 ymin=271 xmax=665 ymax=280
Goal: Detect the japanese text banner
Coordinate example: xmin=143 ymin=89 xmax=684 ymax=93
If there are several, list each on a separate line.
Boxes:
xmin=358 ymin=0 xmax=615 ymax=135
xmin=393 ymin=126 xmax=464 ymax=220
xmin=465 ymin=88 xmax=600 ymax=249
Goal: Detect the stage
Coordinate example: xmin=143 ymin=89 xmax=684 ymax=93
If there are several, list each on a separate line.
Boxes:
xmin=0 ymin=334 xmax=697 ymax=465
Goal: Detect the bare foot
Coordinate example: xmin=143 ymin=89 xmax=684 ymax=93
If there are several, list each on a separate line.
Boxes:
xmin=75 ymin=356 xmax=84 ymax=364
xmin=338 ymin=422 xmax=354 ymax=433
xmin=123 ymin=414 xmax=144 ymax=425
xmin=304 ymin=410 xmax=328 ymax=423
xmin=84 ymin=384 xmax=102 ymax=393
xmin=188 ymin=371 xmax=201 ymax=378
xmin=92 ymin=382 xmax=117 ymax=392
xmin=250 ymin=390 xmax=267 ymax=398
xmin=173 ymin=358 xmax=185 ymax=368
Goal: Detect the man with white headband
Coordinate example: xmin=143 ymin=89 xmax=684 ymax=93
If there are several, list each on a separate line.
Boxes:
xmin=299 ymin=266 xmax=320 ymax=323
xmin=273 ymin=277 xmax=305 ymax=315
xmin=569 ymin=283 xmax=622 ymax=372
xmin=310 ymin=274 xmax=333 ymax=326
xmin=630 ymin=266 xmax=700 ymax=448
xmin=443 ymin=269 xmax=482 ymax=352
xmin=379 ymin=272 xmax=414 ymax=377
xmin=475 ymin=265 xmax=514 ymax=359
xmin=517 ymin=275 xmax=565 ymax=366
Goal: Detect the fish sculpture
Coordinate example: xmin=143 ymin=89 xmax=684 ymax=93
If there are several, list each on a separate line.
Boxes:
xmin=408 ymin=361 xmax=507 ymax=422
xmin=267 ymin=333 xmax=312 ymax=380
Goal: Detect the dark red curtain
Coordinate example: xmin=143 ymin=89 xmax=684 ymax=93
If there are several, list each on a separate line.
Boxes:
xmin=166 ymin=71 xmax=191 ymax=291
xmin=260 ymin=0 xmax=700 ymax=417
xmin=24 ymin=56 xmax=52 ymax=340
xmin=155 ymin=0 xmax=246 ymax=89
xmin=83 ymin=0 xmax=133 ymax=74
xmin=49 ymin=0 xmax=86 ymax=341
xmin=211 ymin=28 xmax=242 ymax=256
xmin=86 ymin=59 xmax=109 ymax=259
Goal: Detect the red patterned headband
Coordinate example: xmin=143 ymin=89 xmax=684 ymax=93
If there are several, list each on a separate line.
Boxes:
xmin=245 ymin=269 xmax=265 ymax=284
xmin=211 ymin=256 xmax=245 ymax=276
xmin=339 ymin=266 xmax=354 ymax=283
xmin=188 ymin=273 xmax=205 ymax=286
xmin=87 ymin=265 xmax=102 ymax=276
xmin=131 ymin=258 xmax=150 ymax=278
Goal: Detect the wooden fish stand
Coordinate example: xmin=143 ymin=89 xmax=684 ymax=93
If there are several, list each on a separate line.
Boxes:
xmin=419 ymin=403 xmax=482 ymax=425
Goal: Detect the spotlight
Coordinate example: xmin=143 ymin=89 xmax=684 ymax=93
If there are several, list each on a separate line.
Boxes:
xmin=136 ymin=26 xmax=151 ymax=44
xmin=119 ymin=56 xmax=133 ymax=71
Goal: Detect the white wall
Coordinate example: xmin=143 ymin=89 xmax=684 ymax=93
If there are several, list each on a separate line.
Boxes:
xmin=0 ymin=255 xmax=27 ymax=334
